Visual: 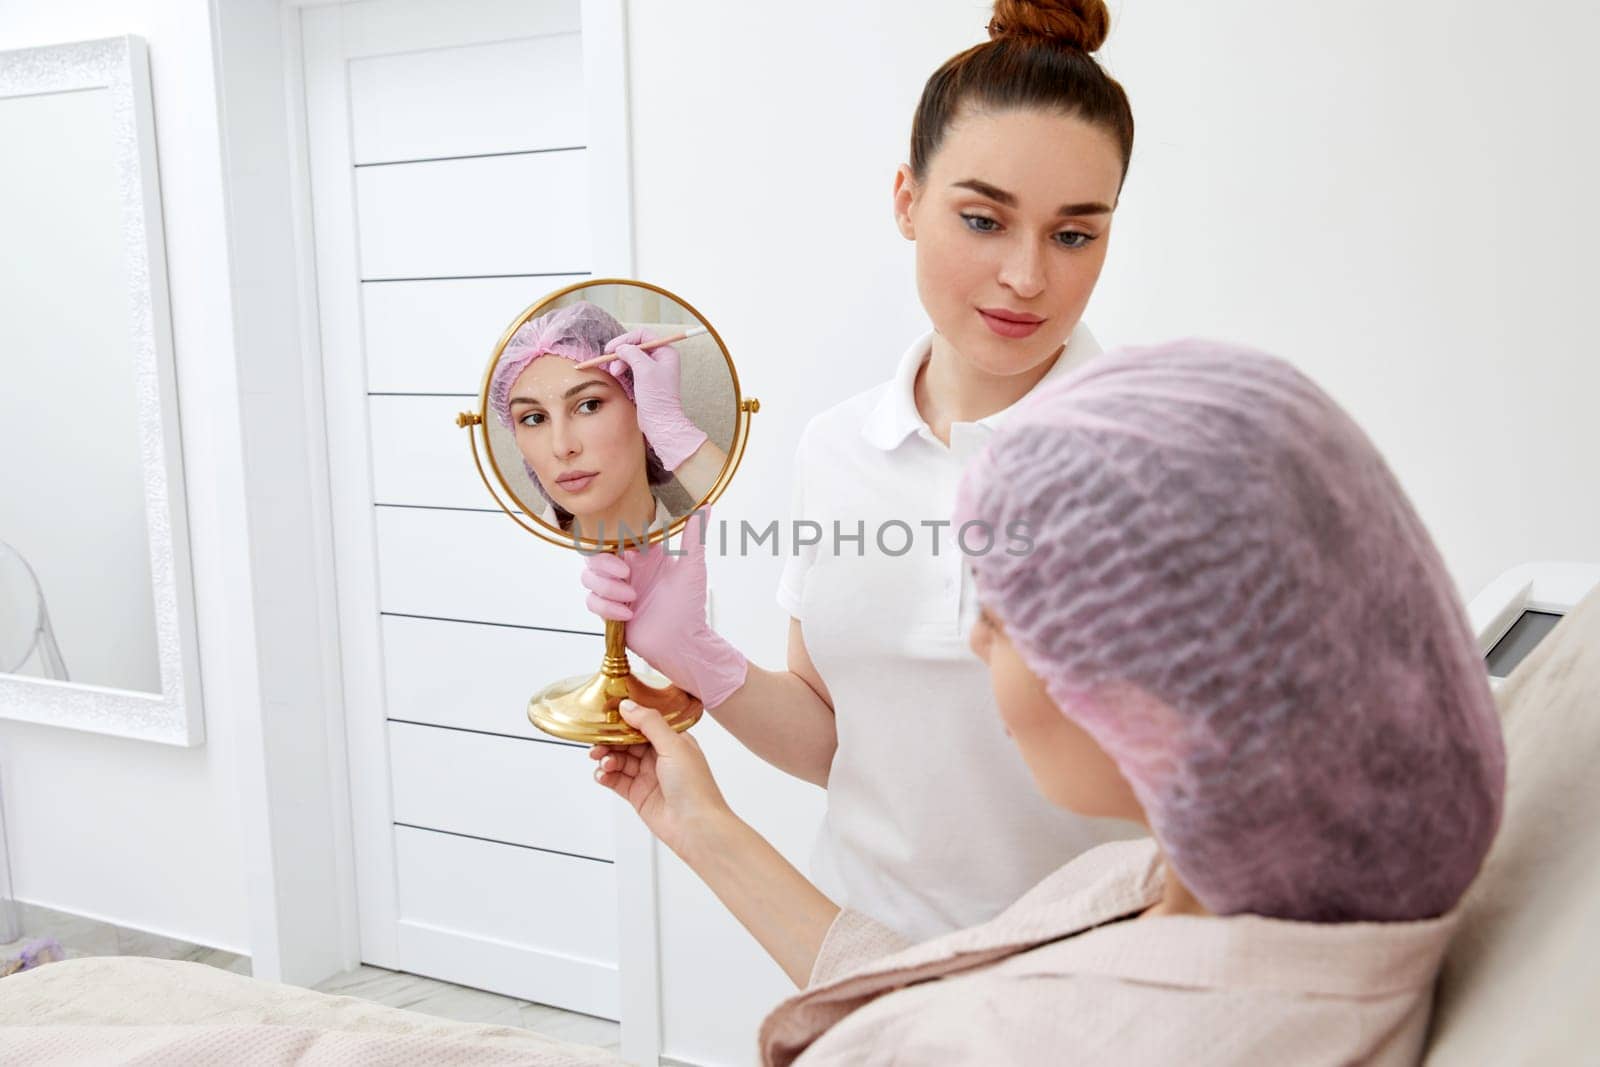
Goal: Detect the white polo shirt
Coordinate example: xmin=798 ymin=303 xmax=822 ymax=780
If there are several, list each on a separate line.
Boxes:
xmin=778 ymin=325 xmax=1146 ymax=942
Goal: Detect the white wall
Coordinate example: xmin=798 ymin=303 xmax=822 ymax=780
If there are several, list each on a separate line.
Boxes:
xmin=209 ymin=0 xmax=358 ymax=986
xmin=625 ymin=1 xmax=1600 ymax=1063
xmin=0 ymin=0 xmax=258 ymax=953
xmin=1092 ymin=1 xmax=1600 ymax=600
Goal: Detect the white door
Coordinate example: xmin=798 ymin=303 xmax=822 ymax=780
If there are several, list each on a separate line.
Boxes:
xmin=299 ymin=0 xmax=655 ymax=1039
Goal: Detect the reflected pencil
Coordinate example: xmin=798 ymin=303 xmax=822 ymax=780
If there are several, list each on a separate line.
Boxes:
xmin=572 ymin=326 xmax=708 ymax=370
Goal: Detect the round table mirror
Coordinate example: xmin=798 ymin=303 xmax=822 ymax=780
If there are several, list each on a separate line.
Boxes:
xmin=458 ymin=278 xmax=757 ymax=744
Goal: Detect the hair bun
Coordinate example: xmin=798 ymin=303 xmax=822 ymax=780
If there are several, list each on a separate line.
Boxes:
xmin=988 ymin=0 xmax=1111 ymax=52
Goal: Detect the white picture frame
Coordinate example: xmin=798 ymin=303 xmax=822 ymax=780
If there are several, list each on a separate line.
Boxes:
xmin=1468 ymin=561 xmax=1600 ymax=687
xmin=0 ymin=36 xmax=202 ymax=746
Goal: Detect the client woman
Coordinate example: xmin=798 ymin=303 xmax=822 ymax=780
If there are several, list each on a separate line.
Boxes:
xmin=489 ymin=301 xmax=724 ymax=540
xmin=593 ymin=340 xmax=1506 ymax=1064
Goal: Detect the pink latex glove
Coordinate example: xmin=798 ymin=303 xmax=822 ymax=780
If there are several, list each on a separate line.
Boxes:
xmin=581 ymin=509 xmax=748 ymax=709
xmin=603 ymin=329 xmax=709 ymax=471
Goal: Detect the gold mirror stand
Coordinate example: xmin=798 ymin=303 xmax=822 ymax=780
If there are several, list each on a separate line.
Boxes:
xmin=526 ymin=615 xmax=702 ymax=745
xmin=456 ymin=408 xmax=763 ymax=745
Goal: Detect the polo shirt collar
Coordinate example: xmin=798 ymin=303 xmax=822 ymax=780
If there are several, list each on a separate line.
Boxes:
xmin=861 ymin=322 xmax=1104 ymax=451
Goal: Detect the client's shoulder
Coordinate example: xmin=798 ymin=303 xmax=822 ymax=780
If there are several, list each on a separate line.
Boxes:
xmin=1003 ymin=838 xmax=1164 ymax=921
xmin=911 ymin=840 xmax=1164 ymax=963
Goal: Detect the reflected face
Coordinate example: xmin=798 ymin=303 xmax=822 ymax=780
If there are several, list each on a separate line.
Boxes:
xmin=968 ymin=604 xmax=1144 ymax=822
xmin=507 ymin=356 xmax=650 ymax=523
xmin=894 ymin=107 xmax=1123 ymax=377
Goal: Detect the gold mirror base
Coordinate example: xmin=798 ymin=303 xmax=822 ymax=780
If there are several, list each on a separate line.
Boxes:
xmin=529 ymin=668 xmax=702 ymax=745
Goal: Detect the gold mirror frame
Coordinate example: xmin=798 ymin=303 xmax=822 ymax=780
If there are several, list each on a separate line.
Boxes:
xmin=456 ymin=278 xmax=759 ymax=744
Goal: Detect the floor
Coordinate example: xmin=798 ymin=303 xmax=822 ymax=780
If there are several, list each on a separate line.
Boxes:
xmin=1 ymin=901 xmax=250 ymax=976
xmin=314 ymin=964 xmax=621 ymax=1050
xmin=2 ymin=901 xmax=620 ymax=1053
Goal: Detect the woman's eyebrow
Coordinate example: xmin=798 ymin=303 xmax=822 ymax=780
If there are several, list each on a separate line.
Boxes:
xmin=954 ymin=177 xmax=1018 ymax=206
xmin=510 ymin=380 xmax=610 ymax=408
xmin=563 ymin=380 xmax=610 ymax=400
xmin=952 ymin=178 xmax=1112 ymax=218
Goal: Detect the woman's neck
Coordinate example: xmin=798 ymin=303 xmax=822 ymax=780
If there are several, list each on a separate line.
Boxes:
xmin=914 ymin=330 xmax=1063 ymax=445
xmin=1142 ymin=852 xmax=1211 ymax=919
xmin=572 ymin=479 xmax=657 ymax=542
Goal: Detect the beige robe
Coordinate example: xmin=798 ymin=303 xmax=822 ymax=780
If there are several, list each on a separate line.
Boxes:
xmin=762 ymin=838 xmax=1457 ymax=1066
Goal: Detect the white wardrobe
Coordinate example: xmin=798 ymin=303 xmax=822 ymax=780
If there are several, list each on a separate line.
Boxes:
xmin=301 ymin=0 xmax=644 ymax=1026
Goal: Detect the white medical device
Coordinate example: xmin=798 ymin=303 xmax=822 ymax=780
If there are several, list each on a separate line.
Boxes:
xmin=1468 ymin=562 xmax=1600 ymax=686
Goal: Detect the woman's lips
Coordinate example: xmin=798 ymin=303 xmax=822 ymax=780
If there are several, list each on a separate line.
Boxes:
xmin=555 ymin=471 xmax=598 ymax=493
xmin=978 ymin=307 xmax=1045 ymax=339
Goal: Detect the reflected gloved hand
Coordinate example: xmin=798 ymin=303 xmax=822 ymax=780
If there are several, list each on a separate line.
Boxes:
xmin=581 ymin=508 xmax=748 ymax=709
xmin=603 ymin=328 xmax=709 ymax=471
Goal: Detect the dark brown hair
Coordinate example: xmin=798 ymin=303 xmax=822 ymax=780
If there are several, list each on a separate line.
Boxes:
xmin=910 ymin=0 xmax=1134 ymax=184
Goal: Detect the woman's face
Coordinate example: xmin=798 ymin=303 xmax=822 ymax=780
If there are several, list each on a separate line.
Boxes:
xmin=894 ymin=106 xmax=1123 ymax=377
xmin=507 ymin=356 xmax=649 ymax=523
xmin=968 ymin=605 xmax=1144 ymax=822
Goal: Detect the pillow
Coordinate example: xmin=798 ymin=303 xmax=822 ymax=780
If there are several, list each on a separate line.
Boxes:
xmin=1424 ymin=588 xmax=1600 ymax=1062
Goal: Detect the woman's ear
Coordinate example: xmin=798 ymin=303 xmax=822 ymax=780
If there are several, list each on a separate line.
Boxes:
xmin=891 ymin=164 xmax=918 ymax=241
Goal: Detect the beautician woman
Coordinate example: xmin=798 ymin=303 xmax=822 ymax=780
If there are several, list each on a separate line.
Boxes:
xmin=582 ymin=0 xmax=1142 ymax=941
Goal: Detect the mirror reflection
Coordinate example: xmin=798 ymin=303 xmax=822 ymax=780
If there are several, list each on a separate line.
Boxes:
xmin=0 ymin=86 xmax=159 ymax=694
xmin=482 ymin=281 xmax=737 ymax=545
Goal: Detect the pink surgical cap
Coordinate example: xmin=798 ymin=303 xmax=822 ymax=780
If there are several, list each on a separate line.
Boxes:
xmin=955 ymin=339 xmax=1505 ymax=922
xmin=488 ymin=302 xmax=633 ymax=429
